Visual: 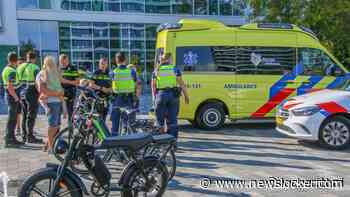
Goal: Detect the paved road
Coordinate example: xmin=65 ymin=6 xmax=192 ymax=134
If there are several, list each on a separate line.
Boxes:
xmin=1 ymin=116 xmax=350 ymax=197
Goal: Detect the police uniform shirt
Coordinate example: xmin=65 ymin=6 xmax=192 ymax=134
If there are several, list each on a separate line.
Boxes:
xmin=4 ymin=65 xmax=19 ymax=97
xmin=18 ymin=62 xmax=40 ymax=97
xmin=60 ymin=64 xmax=79 ymax=100
xmin=110 ymin=65 xmax=139 ymax=84
xmin=92 ymin=69 xmax=112 ymax=98
xmin=152 ymin=64 xmax=182 ymax=81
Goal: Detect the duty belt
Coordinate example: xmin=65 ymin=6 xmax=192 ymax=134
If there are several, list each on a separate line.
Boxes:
xmin=157 ymin=87 xmax=177 ymax=91
xmin=20 ymin=80 xmax=36 ymax=85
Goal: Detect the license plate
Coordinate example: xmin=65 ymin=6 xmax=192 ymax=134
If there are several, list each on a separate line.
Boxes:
xmin=276 ymin=117 xmax=284 ymax=125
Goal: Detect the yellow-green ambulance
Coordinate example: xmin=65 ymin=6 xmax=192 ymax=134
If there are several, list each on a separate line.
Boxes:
xmin=155 ymin=19 xmax=348 ymax=130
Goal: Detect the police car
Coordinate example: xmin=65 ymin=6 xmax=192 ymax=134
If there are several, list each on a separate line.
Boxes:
xmin=276 ymin=84 xmax=350 ymax=150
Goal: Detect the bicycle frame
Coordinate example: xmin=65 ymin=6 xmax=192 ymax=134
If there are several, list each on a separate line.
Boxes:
xmin=49 ymin=136 xmax=85 ymax=197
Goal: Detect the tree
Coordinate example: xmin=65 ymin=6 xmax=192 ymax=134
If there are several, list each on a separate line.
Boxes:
xmin=249 ymin=0 xmax=350 ymax=67
xmin=19 ymin=40 xmax=36 ymax=58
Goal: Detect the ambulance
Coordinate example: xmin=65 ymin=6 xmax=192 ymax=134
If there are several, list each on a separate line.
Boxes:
xmin=155 ymin=19 xmax=349 ymax=130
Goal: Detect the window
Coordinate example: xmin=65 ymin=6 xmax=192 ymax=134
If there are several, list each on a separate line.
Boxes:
xmin=220 ymin=0 xmax=232 ymax=16
xmin=209 ymin=0 xmax=219 ymax=15
xmin=57 ymin=22 xmax=157 ymax=81
xmin=171 ymin=0 xmax=193 ymax=14
xmin=194 ymin=0 xmax=208 ymax=15
xmin=232 ymin=0 xmax=247 ymax=16
xmin=121 ymin=0 xmax=144 ymax=12
xmin=18 ymin=20 xmax=59 ymax=65
xmin=92 ymin=0 xmax=104 ymax=11
xmin=236 ymin=47 xmax=296 ymax=74
xmin=146 ymin=0 xmax=171 ymax=14
xmin=176 ymin=46 xmax=215 ymax=71
xmin=298 ymin=48 xmax=344 ymax=76
xmin=212 ymin=46 xmax=236 ymax=72
xmin=71 ymin=0 xmax=92 ymax=11
xmin=17 ymin=0 xmax=38 ymax=9
xmin=104 ymin=0 xmax=120 ymax=12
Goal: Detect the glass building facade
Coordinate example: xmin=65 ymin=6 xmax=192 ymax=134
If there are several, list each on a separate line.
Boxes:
xmin=15 ymin=0 xmax=249 ymax=82
xmin=17 ymin=0 xmax=248 ymax=16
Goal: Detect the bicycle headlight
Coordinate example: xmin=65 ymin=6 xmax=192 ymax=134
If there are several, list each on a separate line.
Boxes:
xmin=53 ymin=138 xmax=69 ymax=155
xmin=292 ymin=106 xmax=320 ymax=116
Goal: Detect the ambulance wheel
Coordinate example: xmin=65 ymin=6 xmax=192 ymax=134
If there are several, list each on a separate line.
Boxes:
xmin=319 ymin=116 xmax=350 ymax=150
xmin=196 ymin=103 xmax=225 ymax=130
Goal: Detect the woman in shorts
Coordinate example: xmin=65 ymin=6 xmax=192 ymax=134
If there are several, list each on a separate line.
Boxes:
xmin=37 ymin=56 xmax=65 ymax=153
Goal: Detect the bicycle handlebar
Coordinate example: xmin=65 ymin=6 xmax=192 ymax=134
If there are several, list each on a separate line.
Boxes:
xmin=77 ymin=86 xmax=99 ymax=99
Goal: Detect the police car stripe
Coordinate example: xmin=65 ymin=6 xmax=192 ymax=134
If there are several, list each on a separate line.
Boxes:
xmin=317 ymin=102 xmax=347 ymax=115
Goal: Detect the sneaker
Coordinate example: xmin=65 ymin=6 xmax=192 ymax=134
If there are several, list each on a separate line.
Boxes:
xmin=22 ymin=135 xmax=27 ymax=143
xmin=27 ymin=136 xmax=44 ymax=144
xmin=16 ymin=129 xmax=21 ymax=136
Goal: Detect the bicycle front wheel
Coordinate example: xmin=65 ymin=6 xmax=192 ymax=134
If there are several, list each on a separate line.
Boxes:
xmin=18 ymin=168 xmax=82 ymax=197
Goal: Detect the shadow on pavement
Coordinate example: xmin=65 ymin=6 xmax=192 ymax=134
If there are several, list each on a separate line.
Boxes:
xmin=179 ymin=140 xmax=303 ymax=152
xmin=177 ymin=155 xmax=312 ymax=170
xmin=15 ymin=144 xmax=43 ymax=151
xmin=180 ymin=147 xmax=350 ymax=163
xmin=180 ymin=122 xmax=286 ymax=138
xmin=176 ymin=160 xmax=218 ymax=170
xmin=180 ymin=136 xmax=298 ymax=146
xmin=297 ymin=140 xmax=350 ymax=153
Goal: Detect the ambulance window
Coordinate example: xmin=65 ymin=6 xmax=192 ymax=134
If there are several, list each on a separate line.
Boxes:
xmin=298 ymin=48 xmax=344 ymax=76
xmin=176 ymin=46 xmax=215 ymax=71
xmin=236 ymin=47 xmax=296 ymax=74
xmin=212 ymin=46 xmax=236 ymax=72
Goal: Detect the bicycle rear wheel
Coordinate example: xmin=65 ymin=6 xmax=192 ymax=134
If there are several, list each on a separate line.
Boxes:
xmin=143 ymin=146 xmax=176 ymax=180
xmin=120 ymin=158 xmax=168 ymax=197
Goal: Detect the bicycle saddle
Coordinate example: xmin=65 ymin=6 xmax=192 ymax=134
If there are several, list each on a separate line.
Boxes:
xmin=152 ymin=134 xmax=176 ymax=145
xmin=101 ymin=133 xmax=153 ymax=150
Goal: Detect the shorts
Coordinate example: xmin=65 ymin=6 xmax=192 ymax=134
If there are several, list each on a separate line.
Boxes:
xmin=47 ymin=102 xmax=62 ymax=127
xmin=17 ymin=103 xmax=22 ymax=114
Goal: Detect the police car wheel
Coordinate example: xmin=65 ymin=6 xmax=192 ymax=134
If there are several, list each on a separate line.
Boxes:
xmin=319 ymin=116 xmax=350 ymax=150
xmin=196 ymin=103 xmax=225 ymax=130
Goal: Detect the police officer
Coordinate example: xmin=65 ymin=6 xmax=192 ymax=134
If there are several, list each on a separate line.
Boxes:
xmin=110 ymin=52 xmax=141 ymax=135
xmin=2 ymin=52 xmax=24 ymax=147
xmin=15 ymin=57 xmax=25 ymax=136
xmin=17 ymin=51 xmax=43 ymax=143
xmin=59 ymin=54 xmax=80 ymax=127
xmin=89 ymin=58 xmax=112 ymax=122
xmin=151 ymin=53 xmax=189 ymax=139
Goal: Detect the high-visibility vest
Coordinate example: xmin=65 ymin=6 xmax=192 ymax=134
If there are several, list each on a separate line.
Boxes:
xmin=2 ymin=66 xmax=19 ymax=89
xmin=17 ymin=63 xmax=39 ymax=85
xmin=156 ymin=65 xmax=177 ymax=89
xmin=112 ymin=67 xmax=135 ymax=93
